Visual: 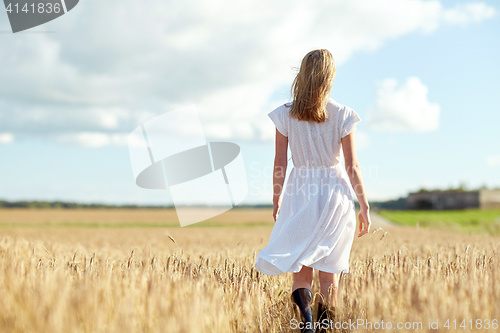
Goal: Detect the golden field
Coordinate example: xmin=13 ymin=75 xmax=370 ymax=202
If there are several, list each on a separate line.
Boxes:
xmin=0 ymin=209 xmax=499 ymax=332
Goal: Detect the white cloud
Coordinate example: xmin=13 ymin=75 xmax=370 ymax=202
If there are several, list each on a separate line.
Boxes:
xmin=0 ymin=133 xmax=14 ymax=144
xmin=443 ymin=3 xmax=497 ymax=26
xmin=56 ymin=132 xmax=129 ymax=148
xmin=0 ymin=0 xmax=495 ymax=146
xmin=487 ymin=156 xmax=500 ymax=166
xmin=367 ymin=77 xmax=440 ymax=132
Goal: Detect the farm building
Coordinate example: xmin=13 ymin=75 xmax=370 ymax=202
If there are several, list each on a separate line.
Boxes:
xmin=407 ymin=189 xmax=500 ymax=210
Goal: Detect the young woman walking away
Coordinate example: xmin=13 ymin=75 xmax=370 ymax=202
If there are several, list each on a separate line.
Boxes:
xmin=254 ymin=49 xmax=371 ymax=333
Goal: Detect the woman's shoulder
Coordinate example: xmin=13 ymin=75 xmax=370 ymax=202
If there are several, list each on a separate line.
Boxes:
xmin=275 ymin=102 xmax=292 ymax=115
xmin=278 ymin=99 xmax=352 ymax=118
xmin=328 ymin=99 xmax=358 ymax=119
xmin=283 ymin=99 xmax=341 ymax=109
xmin=269 ymin=103 xmax=291 ymax=121
xmin=326 ymin=98 xmax=345 ymax=110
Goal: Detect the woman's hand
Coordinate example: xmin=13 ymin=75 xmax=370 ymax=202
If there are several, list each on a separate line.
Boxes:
xmin=357 ymin=208 xmax=371 ymax=237
xmin=273 ymin=201 xmax=281 ymax=222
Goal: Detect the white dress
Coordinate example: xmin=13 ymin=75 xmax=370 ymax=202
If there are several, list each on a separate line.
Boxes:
xmin=254 ymin=98 xmax=361 ymax=275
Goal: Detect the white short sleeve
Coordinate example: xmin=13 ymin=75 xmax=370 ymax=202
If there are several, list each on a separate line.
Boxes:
xmin=341 ymin=106 xmax=361 ymax=138
xmin=268 ymin=105 xmax=288 ymax=137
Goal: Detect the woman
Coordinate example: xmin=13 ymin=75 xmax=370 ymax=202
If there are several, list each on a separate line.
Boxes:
xmin=254 ymin=49 xmax=371 ymax=333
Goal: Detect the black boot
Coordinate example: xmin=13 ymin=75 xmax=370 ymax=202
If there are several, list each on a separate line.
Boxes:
xmin=316 ymin=302 xmax=336 ymax=332
xmin=291 ymin=288 xmax=315 ymax=333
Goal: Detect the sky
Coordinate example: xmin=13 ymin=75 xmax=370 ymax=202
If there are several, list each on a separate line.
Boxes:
xmin=0 ymin=0 xmax=499 ymax=206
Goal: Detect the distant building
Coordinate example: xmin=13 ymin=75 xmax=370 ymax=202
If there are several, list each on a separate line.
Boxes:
xmin=407 ymin=189 xmax=500 ymax=210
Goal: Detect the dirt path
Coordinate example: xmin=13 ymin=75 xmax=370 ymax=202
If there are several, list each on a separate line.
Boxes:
xmin=369 ymin=211 xmax=399 ymax=228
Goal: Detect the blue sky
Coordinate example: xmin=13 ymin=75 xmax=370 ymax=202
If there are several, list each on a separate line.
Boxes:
xmin=0 ymin=0 xmax=499 ymax=205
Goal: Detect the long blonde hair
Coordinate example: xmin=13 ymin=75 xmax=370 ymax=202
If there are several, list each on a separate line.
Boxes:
xmin=288 ymin=49 xmax=336 ymax=123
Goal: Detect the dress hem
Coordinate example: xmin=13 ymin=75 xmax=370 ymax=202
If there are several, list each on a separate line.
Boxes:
xmin=255 ymin=257 xmax=349 ymax=275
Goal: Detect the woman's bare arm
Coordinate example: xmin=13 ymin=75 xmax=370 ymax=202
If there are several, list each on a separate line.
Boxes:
xmin=273 ymin=128 xmax=288 ymax=221
xmin=341 ymin=130 xmax=372 ymax=237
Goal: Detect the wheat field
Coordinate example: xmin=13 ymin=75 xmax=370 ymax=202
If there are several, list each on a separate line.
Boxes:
xmin=0 ymin=209 xmax=499 ymax=332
